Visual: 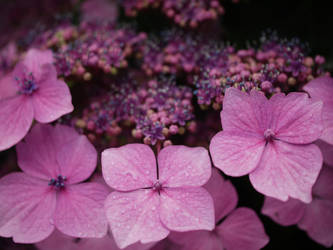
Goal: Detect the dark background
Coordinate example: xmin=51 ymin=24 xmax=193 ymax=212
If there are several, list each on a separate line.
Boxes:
xmin=0 ymin=0 xmax=332 ymax=249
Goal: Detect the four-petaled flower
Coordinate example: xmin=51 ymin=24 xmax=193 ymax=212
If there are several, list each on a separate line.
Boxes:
xmin=210 ymin=87 xmax=324 ymax=202
xmin=102 ymin=144 xmax=214 ymax=249
xmin=0 ymin=49 xmax=73 ymax=151
xmin=0 ymin=124 xmax=109 ymax=243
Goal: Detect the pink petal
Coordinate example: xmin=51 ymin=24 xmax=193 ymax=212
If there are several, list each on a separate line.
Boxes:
xmin=261 ymin=197 xmax=306 ymax=226
xmin=52 ymin=124 xmax=82 ymax=147
xmin=17 ymin=124 xmax=58 ymax=179
xmin=54 ymin=182 xmax=109 ymax=238
xmin=102 ymin=144 xmax=157 ymax=191
xmin=160 ymin=187 xmax=215 ymax=232
xmin=32 ymin=65 xmax=73 ymax=123
xmin=35 ymin=230 xmax=77 ymax=250
xmin=312 ymin=166 xmax=333 ymax=201
xmin=298 ymin=199 xmax=333 ymax=247
xmin=0 ymin=96 xmax=33 ymax=151
xmin=0 ymin=74 xmax=18 ymax=100
xmin=249 ymin=141 xmax=323 ymax=203
xmin=269 ymin=92 xmax=323 ymax=144
xmin=56 ymin=134 xmax=97 ymax=184
xmin=157 ymin=145 xmax=211 ymax=187
xmin=303 ymin=76 xmax=333 ymax=144
xmin=221 ymin=88 xmax=270 ymax=134
xmin=169 ymin=230 xmax=222 ymax=250
xmin=17 ymin=124 xmax=79 ymax=180
xmin=217 ymin=207 xmax=269 ymax=250
xmin=209 ymin=131 xmax=265 ymax=176
xmin=303 ymin=76 xmax=333 ymax=102
xmin=105 ymin=190 xmax=169 ymax=249
xmin=204 ymin=168 xmax=238 ymax=221
xmin=0 ymin=173 xmax=56 ymax=243
xmin=316 ymin=140 xmax=333 ymax=167
xmin=23 ymin=49 xmax=54 ymax=81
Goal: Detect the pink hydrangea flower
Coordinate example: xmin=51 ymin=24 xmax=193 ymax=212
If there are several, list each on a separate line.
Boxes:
xmin=262 ymin=166 xmax=333 ymax=247
xmin=303 ymin=76 xmax=333 ymax=145
xmin=169 ymin=168 xmax=269 ymax=250
xmin=102 ymin=144 xmax=214 ymax=249
xmin=0 ymin=124 xmax=108 ymax=243
xmin=210 ymin=87 xmax=323 ymax=203
xmin=0 ymin=49 xmax=73 ymax=151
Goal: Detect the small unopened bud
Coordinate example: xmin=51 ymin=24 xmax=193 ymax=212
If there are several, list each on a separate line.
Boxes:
xmin=163 ymin=140 xmax=172 ymax=147
xmin=288 ymin=77 xmax=297 ymax=86
xmin=143 ymin=136 xmax=152 ymax=145
xmin=83 ymin=72 xmax=92 ymax=81
xmin=75 ymin=119 xmax=86 ymax=129
xmin=178 ymin=127 xmax=185 ymax=135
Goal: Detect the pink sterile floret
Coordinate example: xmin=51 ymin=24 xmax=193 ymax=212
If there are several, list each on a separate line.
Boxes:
xmin=210 ymin=87 xmax=324 ymax=203
xmin=169 ymin=168 xmax=269 ymax=250
xmin=0 ymin=124 xmax=109 ymax=243
xmin=101 ymin=144 xmax=215 ymax=249
xmin=303 ymin=76 xmax=333 ymax=145
xmin=262 ymin=166 xmax=333 ymax=247
xmin=0 ymin=48 xmax=73 ymax=151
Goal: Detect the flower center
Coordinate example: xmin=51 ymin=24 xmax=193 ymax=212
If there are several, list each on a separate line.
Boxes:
xmin=152 ymin=180 xmax=163 ymax=193
xmin=264 ymin=129 xmax=276 ymax=142
xmin=15 ymin=72 xmax=38 ymax=95
xmin=48 ymin=175 xmax=67 ymax=189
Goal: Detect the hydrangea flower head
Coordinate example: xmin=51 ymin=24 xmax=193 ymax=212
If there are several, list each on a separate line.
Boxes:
xmin=0 ymin=124 xmax=108 ymax=243
xmin=169 ymin=168 xmax=269 ymax=250
xmin=0 ymin=49 xmax=73 ymax=151
xmin=102 ymin=144 xmax=214 ymax=249
xmin=262 ymin=166 xmax=333 ymax=247
xmin=303 ymin=76 xmax=333 ymax=145
xmin=210 ymin=87 xmax=324 ymax=202
xmin=75 ymin=75 xmax=194 ymax=146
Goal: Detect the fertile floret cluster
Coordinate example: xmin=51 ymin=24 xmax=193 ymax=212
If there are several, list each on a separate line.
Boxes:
xmin=122 ymin=0 xmax=224 ymax=27
xmin=193 ymin=31 xmax=327 ymax=107
xmin=73 ymin=74 xmax=194 ymax=146
xmin=52 ymin=22 xmax=146 ymax=78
